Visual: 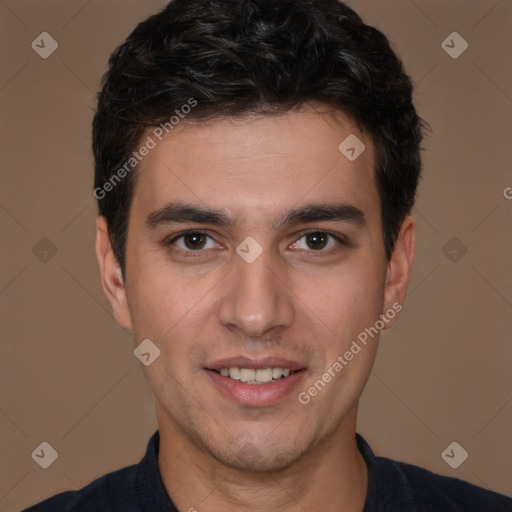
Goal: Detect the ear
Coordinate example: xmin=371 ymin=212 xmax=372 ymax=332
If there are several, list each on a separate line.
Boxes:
xmin=95 ymin=216 xmax=133 ymax=330
xmin=382 ymin=215 xmax=415 ymax=329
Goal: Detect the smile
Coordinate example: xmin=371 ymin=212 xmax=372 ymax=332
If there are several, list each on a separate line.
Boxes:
xmin=215 ymin=367 xmax=294 ymax=384
xmin=204 ymin=357 xmax=307 ymax=406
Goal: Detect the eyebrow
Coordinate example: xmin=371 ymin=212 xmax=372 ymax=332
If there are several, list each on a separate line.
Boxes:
xmin=145 ymin=201 xmax=366 ymax=230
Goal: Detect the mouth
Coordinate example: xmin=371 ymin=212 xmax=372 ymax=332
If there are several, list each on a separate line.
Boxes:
xmin=204 ymin=357 xmax=307 ymax=406
xmin=211 ymin=366 xmax=298 ymax=384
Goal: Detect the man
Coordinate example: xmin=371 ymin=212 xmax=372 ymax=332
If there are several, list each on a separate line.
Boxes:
xmin=23 ymin=0 xmax=512 ymax=510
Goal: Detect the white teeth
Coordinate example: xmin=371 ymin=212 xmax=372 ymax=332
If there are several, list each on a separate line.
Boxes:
xmin=272 ymin=367 xmax=283 ymax=379
xmin=229 ymin=367 xmax=241 ymax=380
xmin=255 ymin=368 xmax=273 ymax=382
xmin=239 ymin=368 xmax=255 ymax=381
xmin=218 ymin=367 xmax=295 ymax=383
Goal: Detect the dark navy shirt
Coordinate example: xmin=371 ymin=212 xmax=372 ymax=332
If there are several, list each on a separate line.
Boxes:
xmin=22 ymin=430 xmax=512 ymax=511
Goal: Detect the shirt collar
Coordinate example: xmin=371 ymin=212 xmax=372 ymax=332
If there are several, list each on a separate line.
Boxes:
xmin=136 ymin=430 xmax=176 ymax=511
xmin=136 ymin=430 xmax=417 ymax=512
xmin=356 ymin=432 xmax=417 ymax=511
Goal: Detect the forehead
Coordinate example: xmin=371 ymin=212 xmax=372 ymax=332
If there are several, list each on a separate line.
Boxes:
xmin=130 ymin=107 xmax=378 ymax=226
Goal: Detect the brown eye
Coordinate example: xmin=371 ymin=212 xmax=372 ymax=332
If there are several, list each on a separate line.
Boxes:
xmin=291 ymin=231 xmax=346 ymax=252
xmin=169 ymin=231 xmax=217 ymax=252
xmin=305 ymin=232 xmax=328 ymax=250
xmin=183 ymin=233 xmax=207 ymax=250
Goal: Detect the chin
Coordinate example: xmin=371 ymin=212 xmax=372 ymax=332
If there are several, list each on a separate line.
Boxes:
xmin=207 ymin=437 xmax=308 ymax=473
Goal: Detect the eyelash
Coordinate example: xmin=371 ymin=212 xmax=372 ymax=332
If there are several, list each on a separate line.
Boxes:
xmin=166 ymin=229 xmax=350 ymax=256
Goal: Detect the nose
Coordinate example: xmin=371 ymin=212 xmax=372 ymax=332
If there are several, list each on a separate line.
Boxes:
xmin=218 ymin=249 xmax=295 ymax=339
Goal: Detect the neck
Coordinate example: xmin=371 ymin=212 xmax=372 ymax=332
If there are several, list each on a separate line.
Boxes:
xmin=157 ymin=406 xmax=368 ymax=512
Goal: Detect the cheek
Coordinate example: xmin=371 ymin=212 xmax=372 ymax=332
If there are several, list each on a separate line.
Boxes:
xmin=126 ymin=254 xmax=220 ymax=362
xmin=300 ymin=270 xmax=382 ymax=404
xmin=293 ymin=263 xmax=384 ymax=340
xmin=129 ymin=276 xmax=193 ymax=341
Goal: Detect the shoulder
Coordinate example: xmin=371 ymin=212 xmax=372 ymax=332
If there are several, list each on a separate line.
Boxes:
xmin=356 ymin=433 xmax=512 ymax=512
xmin=379 ymin=456 xmax=512 ymax=512
xmin=20 ymin=464 xmax=139 ymax=512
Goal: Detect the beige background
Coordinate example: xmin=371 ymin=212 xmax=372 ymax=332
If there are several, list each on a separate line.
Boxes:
xmin=1 ymin=1 xmax=511 ymax=510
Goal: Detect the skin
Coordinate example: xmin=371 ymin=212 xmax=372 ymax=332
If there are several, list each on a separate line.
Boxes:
xmin=95 ymin=105 xmax=415 ymax=512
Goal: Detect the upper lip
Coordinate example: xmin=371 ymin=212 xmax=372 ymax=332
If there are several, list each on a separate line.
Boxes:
xmin=205 ymin=356 xmax=306 ymax=371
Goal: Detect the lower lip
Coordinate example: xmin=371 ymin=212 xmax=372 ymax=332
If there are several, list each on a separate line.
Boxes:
xmin=205 ymin=369 xmax=306 ymax=407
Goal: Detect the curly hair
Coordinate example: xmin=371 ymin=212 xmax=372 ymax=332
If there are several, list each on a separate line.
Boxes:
xmin=92 ymin=0 xmax=429 ymax=278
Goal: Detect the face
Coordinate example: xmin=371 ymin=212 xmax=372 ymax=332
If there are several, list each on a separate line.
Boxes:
xmin=96 ymin=106 xmax=414 ymax=472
